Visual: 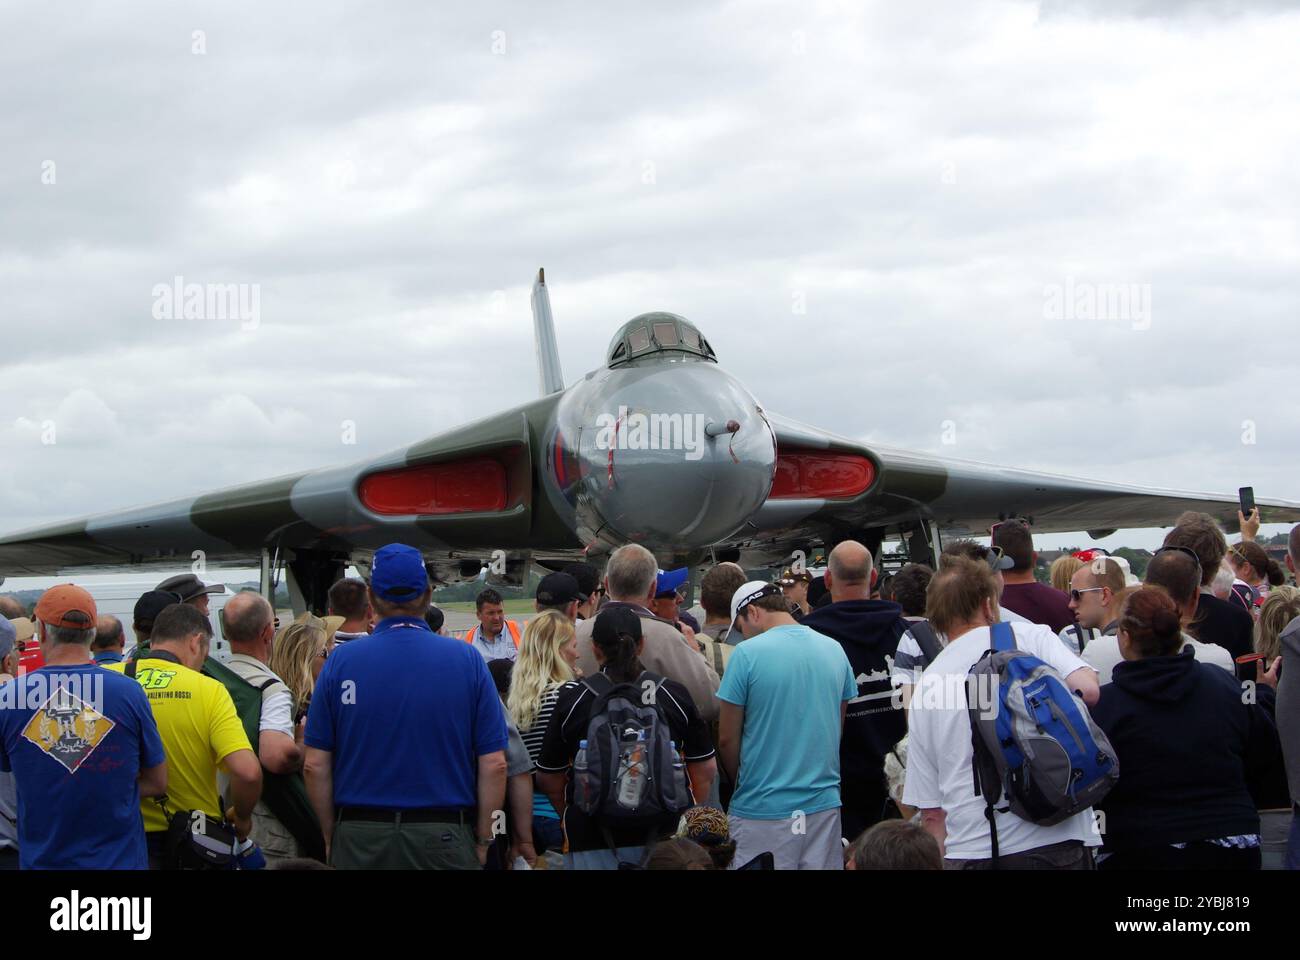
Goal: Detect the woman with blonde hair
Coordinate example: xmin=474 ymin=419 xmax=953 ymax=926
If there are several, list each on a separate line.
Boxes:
xmin=1050 ymin=555 xmax=1083 ymax=593
xmin=1250 ymin=587 xmax=1300 ymax=867
xmin=1256 ymin=586 xmax=1300 ymax=661
xmin=506 ymin=610 xmax=578 ymax=854
xmin=271 ymin=616 xmax=328 ymax=723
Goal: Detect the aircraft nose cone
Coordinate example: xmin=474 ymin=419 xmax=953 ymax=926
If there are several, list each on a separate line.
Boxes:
xmin=577 ymin=364 xmax=776 ymax=550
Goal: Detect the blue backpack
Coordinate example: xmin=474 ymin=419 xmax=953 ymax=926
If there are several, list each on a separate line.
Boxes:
xmin=967 ymin=622 xmax=1119 ymax=863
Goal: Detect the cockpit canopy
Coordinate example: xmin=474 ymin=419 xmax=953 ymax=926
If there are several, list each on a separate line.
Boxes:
xmin=606 ymin=312 xmax=717 ymax=368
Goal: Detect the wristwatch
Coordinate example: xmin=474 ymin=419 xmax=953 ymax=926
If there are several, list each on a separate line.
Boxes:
xmin=475 ymin=835 xmax=494 ymax=848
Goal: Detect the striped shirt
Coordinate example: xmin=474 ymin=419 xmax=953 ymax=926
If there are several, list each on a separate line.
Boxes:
xmin=518 ymin=683 xmax=564 ymax=766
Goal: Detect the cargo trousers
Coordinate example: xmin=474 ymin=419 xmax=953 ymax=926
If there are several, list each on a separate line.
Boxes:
xmin=330 ymin=814 xmax=481 ymax=870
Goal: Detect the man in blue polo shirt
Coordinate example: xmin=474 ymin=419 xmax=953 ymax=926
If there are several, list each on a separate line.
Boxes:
xmin=0 ymin=584 xmax=167 ymax=869
xmin=304 ymin=543 xmax=508 ymax=869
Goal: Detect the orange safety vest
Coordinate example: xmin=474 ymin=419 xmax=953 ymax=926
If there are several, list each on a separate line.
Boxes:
xmin=464 ymin=620 xmax=522 ymax=649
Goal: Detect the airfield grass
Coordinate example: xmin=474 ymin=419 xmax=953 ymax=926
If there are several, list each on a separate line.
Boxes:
xmin=437 ymin=599 xmax=535 ymax=615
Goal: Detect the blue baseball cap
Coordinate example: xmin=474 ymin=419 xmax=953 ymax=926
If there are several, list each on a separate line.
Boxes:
xmin=655 ymin=567 xmax=689 ymax=599
xmin=371 ymin=544 xmax=430 ymax=602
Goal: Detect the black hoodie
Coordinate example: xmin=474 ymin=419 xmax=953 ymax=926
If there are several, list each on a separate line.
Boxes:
xmin=799 ymin=599 xmax=908 ymax=825
xmin=1091 ymin=649 xmax=1278 ymax=851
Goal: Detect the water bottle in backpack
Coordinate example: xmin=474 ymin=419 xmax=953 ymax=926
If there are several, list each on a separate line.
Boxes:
xmin=577 ymin=671 xmax=692 ymax=825
xmin=573 ymin=740 xmax=591 ymax=809
xmin=616 ymin=729 xmax=647 ymax=810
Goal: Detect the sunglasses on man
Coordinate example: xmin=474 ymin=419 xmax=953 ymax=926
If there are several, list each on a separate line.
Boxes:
xmin=1069 ymin=587 xmax=1105 ymax=603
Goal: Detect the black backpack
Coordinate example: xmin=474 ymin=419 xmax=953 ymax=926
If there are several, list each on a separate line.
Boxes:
xmin=908 ymin=620 xmax=944 ymax=667
xmin=572 ymin=671 xmax=693 ymax=865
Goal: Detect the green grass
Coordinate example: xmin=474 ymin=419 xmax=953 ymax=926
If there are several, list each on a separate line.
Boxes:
xmin=437 ymin=599 xmax=536 ymax=616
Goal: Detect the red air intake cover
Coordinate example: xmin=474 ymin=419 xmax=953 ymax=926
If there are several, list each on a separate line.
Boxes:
xmin=769 ymin=449 xmax=875 ymax=500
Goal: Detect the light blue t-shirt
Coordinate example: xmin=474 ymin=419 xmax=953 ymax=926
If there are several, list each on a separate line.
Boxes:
xmin=717 ymin=624 xmax=857 ymax=821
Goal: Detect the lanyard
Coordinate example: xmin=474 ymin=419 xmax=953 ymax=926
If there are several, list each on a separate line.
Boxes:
xmin=377 ymin=617 xmax=432 ymax=633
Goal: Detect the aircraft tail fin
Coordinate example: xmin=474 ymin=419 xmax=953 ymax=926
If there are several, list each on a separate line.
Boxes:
xmin=531 ymin=268 xmax=564 ymax=395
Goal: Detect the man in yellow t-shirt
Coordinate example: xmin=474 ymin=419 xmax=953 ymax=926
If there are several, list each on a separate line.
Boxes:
xmin=109 ymin=603 xmax=262 ymax=867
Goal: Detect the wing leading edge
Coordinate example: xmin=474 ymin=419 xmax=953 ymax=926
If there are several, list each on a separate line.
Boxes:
xmin=744 ymin=411 xmax=1300 ymax=547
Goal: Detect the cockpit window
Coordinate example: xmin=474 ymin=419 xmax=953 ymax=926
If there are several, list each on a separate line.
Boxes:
xmin=652 ymin=321 xmax=678 ymax=347
xmin=606 ymin=313 xmax=717 ymax=367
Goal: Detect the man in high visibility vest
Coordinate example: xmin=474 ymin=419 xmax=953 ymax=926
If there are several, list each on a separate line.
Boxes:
xmin=464 ymin=588 xmax=521 ymax=662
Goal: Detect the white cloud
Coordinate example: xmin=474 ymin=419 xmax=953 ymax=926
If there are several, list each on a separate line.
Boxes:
xmin=2 ymin=0 xmax=1299 ymax=559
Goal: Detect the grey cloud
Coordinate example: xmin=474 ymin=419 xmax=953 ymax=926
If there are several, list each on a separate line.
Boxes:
xmin=3 ymin=0 xmax=1299 ymax=550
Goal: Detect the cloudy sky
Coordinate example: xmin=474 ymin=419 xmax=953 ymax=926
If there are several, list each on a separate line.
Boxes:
xmin=3 ymin=0 xmax=1298 ymax=589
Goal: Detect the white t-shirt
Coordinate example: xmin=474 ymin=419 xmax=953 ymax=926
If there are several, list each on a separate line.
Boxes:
xmin=902 ymin=620 xmax=1102 ymax=860
xmin=892 ymin=607 xmax=1032 ymax=688
xmin=1000 ymin=605 xmax=1030 ymax=625
xmin=225 ymin=654 xmax=295 ymax=736
xmin=1082 ymin=632 xmax=1235 ymax=685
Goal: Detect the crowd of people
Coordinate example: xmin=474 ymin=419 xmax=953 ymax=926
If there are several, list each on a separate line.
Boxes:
xmin=2 ymin=508 xmax=1299 ymax=871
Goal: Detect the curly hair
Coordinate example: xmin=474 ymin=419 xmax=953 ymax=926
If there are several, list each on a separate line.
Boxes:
xmin=270 ymin=617 xmax=327 ymax=714
xmin=891 ymin=564 xmax=933 ymax=618
xmin=506 ymin=610 xmax=576 ymax=733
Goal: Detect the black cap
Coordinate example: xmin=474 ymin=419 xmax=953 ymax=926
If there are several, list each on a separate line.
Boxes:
xmin=155 ymin=573 xmax=224 ymax=603
xmin=134 ymin=590 xmax=182 ymax=628
xmin=592 ymin=606 xmax=642 ymax=647
xmin=562 ymin=562 xmax=600 ymax=597
xmin=537 ymin=572 xmax=583 ymax=606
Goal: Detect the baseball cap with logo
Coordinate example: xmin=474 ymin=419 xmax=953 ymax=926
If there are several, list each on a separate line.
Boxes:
xmin=778 ymin=568 xmax=812 ymax=586
xmin=155 ymin=573 xmax=225 ymax=603
xmin=655 ymin=568 xmax=689 ymax=599
xmin=370 ymin=543 xmax=430 ymax=602
xmin=35 ymin=584 xmax=98 ymax=629
xmin=537 ymin=572 xmax=583 ymax=606
xmin=728 ymin=580 xmax=784 ymax=634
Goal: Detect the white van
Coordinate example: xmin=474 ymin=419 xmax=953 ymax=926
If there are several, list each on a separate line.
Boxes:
xmin=87 ymin=581 xmax=236 ymax=661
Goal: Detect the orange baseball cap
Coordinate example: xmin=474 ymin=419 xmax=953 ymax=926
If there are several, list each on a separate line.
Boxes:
xmin=34 ymin=584 xmax=97 ymax=629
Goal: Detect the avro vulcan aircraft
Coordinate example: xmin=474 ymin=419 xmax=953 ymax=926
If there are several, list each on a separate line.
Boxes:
xmin=2 ymin=270 xmax=1297 ymax=612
